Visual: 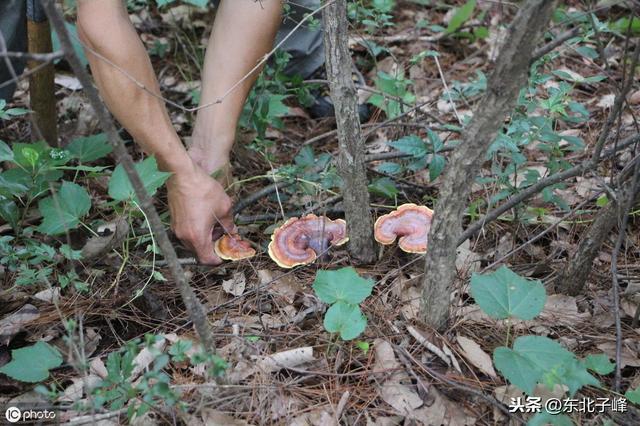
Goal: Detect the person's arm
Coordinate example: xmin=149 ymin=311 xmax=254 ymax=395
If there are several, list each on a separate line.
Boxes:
xmin=76 ymin=0 xmax=233 ymax=264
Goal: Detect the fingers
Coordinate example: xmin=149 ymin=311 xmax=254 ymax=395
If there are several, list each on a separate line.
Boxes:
xmin=193 ymin=235 xmax=223 ymax=266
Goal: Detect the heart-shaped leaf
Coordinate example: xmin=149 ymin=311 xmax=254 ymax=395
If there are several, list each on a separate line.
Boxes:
xmin=67 ymin=133 xmax=112 ymax=163
xmin=38 ymin=181 xmax=91 ymax=235
xmin=470 ymin=265 xmax=546 ymax=320
xmin=313 ymin=267 xmax=375 ymax=305
xmin=0 ymin=341 xmax=63 ymax=382
xmin=108 ymin=156 xmax=171 ymax=202
xmin=323 ymin=302 xmax=367 ymax=341
xmin=493 ymin=336 xmax=593 ymax=396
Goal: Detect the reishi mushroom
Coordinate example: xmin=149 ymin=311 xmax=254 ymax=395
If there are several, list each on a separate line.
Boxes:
xmin=268 ymin=214 xmax=349 ymax=268
xmin=373 ymin=203 xmax=433 ymax=253
xmin=214 ymin=234 xmax=257 ymax=261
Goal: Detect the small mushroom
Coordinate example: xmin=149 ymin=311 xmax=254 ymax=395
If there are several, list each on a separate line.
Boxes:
xmin=374 ymin=203 xmax=433 ymax=254
xmin=268 ymin=214 xmax=349 ymax=268
xmin=214 ymin=234 xmax=256 ymax=261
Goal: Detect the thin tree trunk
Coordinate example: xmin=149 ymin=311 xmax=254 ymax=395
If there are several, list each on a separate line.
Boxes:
xmin=322 ymin=0 xmax=376 ymax=264
xmin=421 ymin=0 xmax=556 ymax=330
xmin=27 ymin=2 xmax=57 ymax=145
xmin=559 ymin=177 xmax=640 ymax=296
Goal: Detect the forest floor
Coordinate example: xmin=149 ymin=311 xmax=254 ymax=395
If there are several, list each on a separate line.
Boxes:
xmin=1 ymin=1 xmax=640 ymax=425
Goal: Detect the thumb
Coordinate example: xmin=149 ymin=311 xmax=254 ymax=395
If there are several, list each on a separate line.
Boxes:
xmin=193 ymin=234 xmax=222 ymax=266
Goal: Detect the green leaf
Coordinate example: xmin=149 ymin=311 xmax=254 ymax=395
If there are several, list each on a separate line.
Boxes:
xmin=446 ymin=0 xmax=477 ymax=34
xmin=51 ymin=22 xmax=88 ymax=68
xmin=470 ymin=265 xmax=546 ymax=320
xmin=625 ymin=386 xmax=640 ymax=404
xmin=552 ymin=358 xmax=599 ymax=396
xmin=323 ymin=302 xmax=367 ymax=341
xmin=183 ymin=0 xmax=209 ymax=8
xmin=368 ymin=177 xmax=399 ymax=199
xmin=376 ymin=162 xmax=403 ymax=175
xmin=108 ymin=157 xmax=171 ymax=202
xmin=313 ymin=267 xmax=375 ymax=305
xmin=38 ymin=181 xmax=91 ymax=235
xmin=356 ymin=341 xmax=370 ymax=354
xmin=67 ymin=133 xmax=113 ymax=162
xmin=596 ymin=194 xmax=609 ymax=207
xmin=429 ymin=154 xmax=446 ymax=181
xmin=0 ymin=198 xmax=19 ymax=230
xmin=583 ymin=353 xmax=615 ymax=375
xmin=389 ymin=135 xmax=427 ymax=158
xmin=0 ymin=140 xmax=13 ymax=163
xmin=493 ymin=346 xmax=542 ymax=395
xmin=494 ymin=336 xmax=577 ymax=396
xmin=0 ymin=341 xmax=63 ymax=382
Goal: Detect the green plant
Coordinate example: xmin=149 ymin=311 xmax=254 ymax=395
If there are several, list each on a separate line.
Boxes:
xmin=471 ymin=266 xmax=617 ymax=425
xmin=312 ymin=267 xmax=374 ymax=341
xmin=368 ymin=70 xmax=416 ymax=119
xmin=0 ymin=341 xmax=63 ymax=382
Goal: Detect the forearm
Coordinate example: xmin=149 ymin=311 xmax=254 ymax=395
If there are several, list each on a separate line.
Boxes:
xmin=76 ymin=0 xmax=190 ymax=174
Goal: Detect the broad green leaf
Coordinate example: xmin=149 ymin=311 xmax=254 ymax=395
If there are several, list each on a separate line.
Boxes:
xmin=470 ymin=265 xmax=546 ymax=320
xmin=0 ymin=173 xmax=29 ymax=196
xmin=0 ymin=140 xmax=13 ymax=162
xmin=108 ymin=157 xmax=171 ymax=202
xmin=493 ymin=346 xmax=542 ymax=395
xmin=389 ymin=135 xmax=427 ymax=158
xmin=583 ymin=353 xmax=615 ymax=375
xmin=549 ymin=358 xmax=599 ymax=396
xmin=323 ymin=302 xmax=367 ymax=341
xmin=38 ymin=181 xmax=91 ymax=235
xmin=446 ymin=0 xmax=477 ymax=34
xmin=376 ymin=162 xmax=403 ymax=175
xmin=313 ymin=267 xmax=375 ymax=305
xmin=625 ymin=386 xmax=640 ymax=404
xmin=67 ymin=133 xmax=113 ymax=162
xmin=494 ymin=336 xmax=580 ymax=396
xmin=368 ymin=177 xmax=399 ymax=199
xmin=0 ymin=341 xmax=63 ymax=382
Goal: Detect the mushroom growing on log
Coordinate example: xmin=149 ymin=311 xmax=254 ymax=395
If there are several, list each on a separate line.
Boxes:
xmin=268 ymin=214 xmax=349 ymax=268
xmin=374 ymin=203 xmax=434 ymax=253
xmin=214 ymin=234 xmax=256 ymax=261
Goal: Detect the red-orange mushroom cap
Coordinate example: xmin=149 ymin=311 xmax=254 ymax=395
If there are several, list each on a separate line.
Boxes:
xmin=214 ymin=234 xmax=257 ymax=261
xmin=268 ymin=214 xmax=349 ymax=268
xmin=374 ymin=203 xmax=434 ymax=254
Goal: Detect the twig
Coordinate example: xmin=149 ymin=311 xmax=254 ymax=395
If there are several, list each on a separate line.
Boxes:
xmin=396 ymin=345 xmax=524 ymax=423
xmin=0 ymin=50 xmax=64 ymax=62
xmin=611 ymin=158 xmax=640 ymax=392
xmin=531 ymin=27 xmax=581 ymax=61
xmin=43 ymin=1 xmax=218 ymax=356
xmin=458 ymin=134 xmax=640 ymax=246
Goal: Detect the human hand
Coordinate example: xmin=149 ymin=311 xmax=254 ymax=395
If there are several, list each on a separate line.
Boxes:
xmin=166 ymin=162 xmax=236 ymax=265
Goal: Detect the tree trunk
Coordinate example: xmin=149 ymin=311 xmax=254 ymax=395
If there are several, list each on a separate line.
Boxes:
xmin=421 ymin=0 xmax=556 ymax=330
xmin=27 ymin=2 xmax=58 ymax=145
xmin=559 ymin=181 xmax=639 ymax=296
xmin=322 ymin=0 xmax=376 ymax=264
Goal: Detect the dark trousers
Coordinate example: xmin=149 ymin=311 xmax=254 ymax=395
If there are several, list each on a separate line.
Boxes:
xmin=0 ymin=0 xmax=28 ymax=101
